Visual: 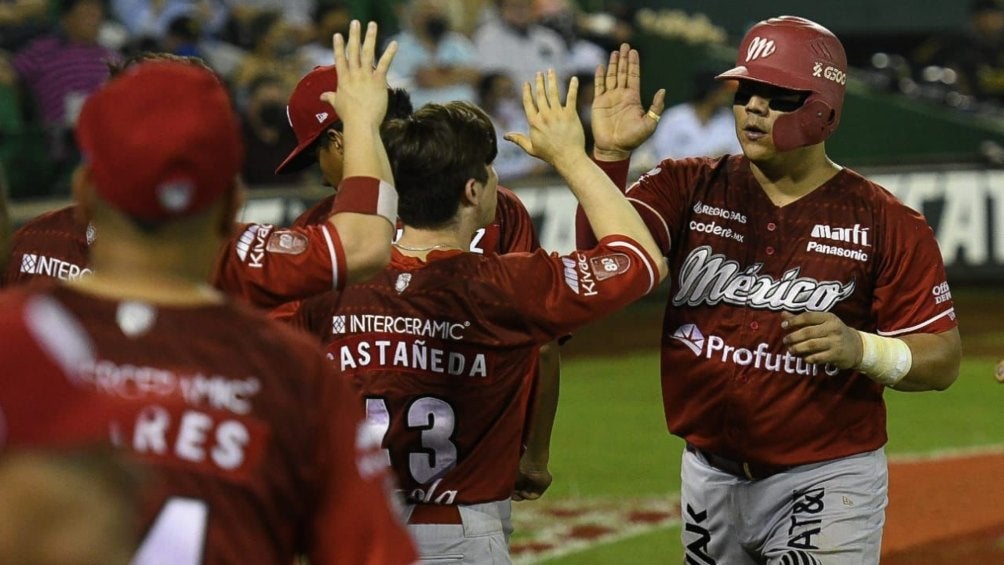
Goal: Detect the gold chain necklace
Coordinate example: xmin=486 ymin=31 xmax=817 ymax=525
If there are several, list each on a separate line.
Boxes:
xmin=393 ymin=242 xmax=454 ymax=252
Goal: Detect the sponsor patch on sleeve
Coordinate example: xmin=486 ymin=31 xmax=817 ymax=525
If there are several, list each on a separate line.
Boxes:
xmin=590 ymin=253 xmax=631 ymax=281
xmin=265 ymin=230 xmax=309 ymax=255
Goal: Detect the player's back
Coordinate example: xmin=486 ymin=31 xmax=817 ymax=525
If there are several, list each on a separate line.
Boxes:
xmin=296 ymin=240 xmax=658 ymax=506
xmin=3 ymin=205 xmax=92 ymax=287
xmin=0 ymin=282 xmax=387 ymax=563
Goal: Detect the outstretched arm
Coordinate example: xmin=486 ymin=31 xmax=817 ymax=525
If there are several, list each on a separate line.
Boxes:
xmin=322 ymin=20 xmax=400 ymax=285
xmin=591 ymin=44 xmax=666 ymax=162
xmin=506 ymin=70 xmax=668 ymax=282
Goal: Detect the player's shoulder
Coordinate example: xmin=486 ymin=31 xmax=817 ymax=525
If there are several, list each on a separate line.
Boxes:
xmin=292 ymin=194 xmax=336 ymax=228
xmin=225 ymin=298 xmax=327 ymax=355
xmin=495 ymin=185 xmax=528 ymax=213
xmin=837 ymin=168 xmax=926 ymax=221
xmin=13 ymin=205 xmax=88 ymax=239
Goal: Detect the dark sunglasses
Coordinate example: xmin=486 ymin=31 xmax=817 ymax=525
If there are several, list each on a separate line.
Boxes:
xmin=733 ymin=87 xmax=809 ymax=113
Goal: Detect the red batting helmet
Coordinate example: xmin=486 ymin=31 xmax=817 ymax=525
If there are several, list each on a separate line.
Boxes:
xmin=717 ymin=16 xmax=847 ymax=151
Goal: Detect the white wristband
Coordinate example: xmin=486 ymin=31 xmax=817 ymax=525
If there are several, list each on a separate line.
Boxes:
xmin=855 ymin=330 xmax=913 ymax=387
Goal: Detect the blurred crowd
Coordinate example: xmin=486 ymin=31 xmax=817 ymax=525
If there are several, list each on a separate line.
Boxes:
xmin=3 ymin=0 xmax=1004 ymax=201
xmin=0 ymin=0 xmax=639 ymax=199
xmin=861 ymin=0 xmax=1004 ymax=117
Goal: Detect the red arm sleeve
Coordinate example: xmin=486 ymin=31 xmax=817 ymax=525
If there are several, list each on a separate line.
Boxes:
xmin=494 ymin=186 xmax=540 ymax=253
xmin=212 ymin=223 xmax=348 ymax=310
xmin=490 ymin=234 xmax=659 ymax=343
xmin=574 ymin=158 xmax=632 ymax=250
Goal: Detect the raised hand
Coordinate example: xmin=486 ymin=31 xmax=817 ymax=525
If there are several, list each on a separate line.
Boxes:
xmin=504 ymin=69 xmax=585 ymax=170
xmin=591 ymin=44 xmax=666 ymax=161
xmin=320 ymin=20 xmax=398 ymax=129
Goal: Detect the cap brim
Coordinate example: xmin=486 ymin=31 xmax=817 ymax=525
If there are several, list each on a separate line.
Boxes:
xmin=274 ymin=136 xmax=319 ymax=175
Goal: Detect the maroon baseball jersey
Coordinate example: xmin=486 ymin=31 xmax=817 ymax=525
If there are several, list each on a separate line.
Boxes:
xmin=212 ymin=221 xmax=349 ymax=309
xmin=0 ymin=283 xmax=417 ymax=565
xmin=579 ymin=156 xmax=957 ymax=467
xmin=291 ymin=238 xmax=659 ymax=505
xmin=293 ymin=185 xmax=540 ymax=254
xmin=2 ymin=205 xmax=93 ymax=287
xmin=269 ymin=185 xmax=540 ymax=322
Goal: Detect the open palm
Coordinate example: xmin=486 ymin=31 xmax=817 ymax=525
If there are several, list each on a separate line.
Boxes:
xmin=591 ymin=44 xmax=665 ymax=159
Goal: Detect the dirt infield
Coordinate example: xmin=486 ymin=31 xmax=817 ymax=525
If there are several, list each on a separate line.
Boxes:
xmin=562 ymin=286 xmax=1004 ymax=563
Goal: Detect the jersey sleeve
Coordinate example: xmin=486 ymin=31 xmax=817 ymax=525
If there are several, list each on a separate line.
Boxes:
xmin=489 ymin=234 xmax=660 ymax=342
xmin=494 ymin=186 xmax=540 ymax=253
xmin=212 ymin=223 xmax=348 ymax=310
xmin=871 ymin=198 xmax=958 ymax=336
xmin=307 ymin=361 xmax=418 ymax=565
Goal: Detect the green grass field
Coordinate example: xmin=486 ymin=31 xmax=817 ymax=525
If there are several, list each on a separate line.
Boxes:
xmin=514 ymin=349 xmax=1004 ymax=563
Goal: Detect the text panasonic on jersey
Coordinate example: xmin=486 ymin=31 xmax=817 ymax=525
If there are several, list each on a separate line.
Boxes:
xmin=671 ymin=323 xmax=839 ymax=377
xmin=673 ymin=246 xmax=855 ymax=312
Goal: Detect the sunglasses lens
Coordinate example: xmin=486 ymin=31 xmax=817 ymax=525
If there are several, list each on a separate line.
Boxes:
xmin=768 ymin=97 xmax=806 ymax=112
xmin=733 ymin=91 xmax=752 ymax=106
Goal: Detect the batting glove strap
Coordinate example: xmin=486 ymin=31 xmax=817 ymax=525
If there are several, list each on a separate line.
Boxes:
xmin=855 ymin=330 xmax=913 ymax=387
xmin=332 ymin=176 xmax=398 ymax=227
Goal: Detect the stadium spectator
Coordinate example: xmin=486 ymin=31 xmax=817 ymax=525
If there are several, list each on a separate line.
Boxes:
xmin=0 ymin=23 xmax=418 ymax=563
xmin=473 ymin=0 xmax=568 ymax=90
xmin=911 ymin=0 xmax=1004 ymax=106
xmin=298 ymin=0 xmax=351 ymax=70
xmin=0 ymin=0 xmax=50 ymax=52
xmin=535 ymin=0 xmax=606 ymax=76
xmin=387 ymin=0 xmax=481 ymax=108
xmin=291 ymin=74 xmax=668 ymax=562
xmin=634 ymin=68 xmax=742 ymax=166
xmin=478 ymin=71 xmax=549 ymax=179
xmin=231 ymin=10 xmax=307 ymax=98
xmin=110 ymin=0 xmax=228 ymax=41
xmin=0 ymin=0 xmax=122 ymax=194
xmin=240 ymin=72 xmax=303 ymax=187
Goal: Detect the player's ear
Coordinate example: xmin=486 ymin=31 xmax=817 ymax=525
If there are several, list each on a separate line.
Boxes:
xmin=71 ymin=165 xmax=96 ymax=223
xmin=461 ymin=178 xmax=479 ymax=208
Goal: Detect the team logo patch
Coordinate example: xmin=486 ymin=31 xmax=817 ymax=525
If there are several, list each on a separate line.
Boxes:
xmin=590 ymin=253 xmax=631 ymax=281
xmin=117 ymin=301 xmax=157 ymax=338
xmin=265 ymin=230 xmax=308 ymax=255
xmin=20 ymin=253 xmax=38 ymax=274
xmin=395 ymin=273 xmax=412 ymax=294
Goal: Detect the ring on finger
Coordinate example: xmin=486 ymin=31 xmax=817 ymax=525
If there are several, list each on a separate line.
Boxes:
xmin=646 ymin=110 xmax=661 ymax=122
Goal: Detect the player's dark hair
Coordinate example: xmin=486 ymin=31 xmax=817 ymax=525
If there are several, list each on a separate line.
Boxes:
xmin=382 ymin=101 xmax=497 ymax=228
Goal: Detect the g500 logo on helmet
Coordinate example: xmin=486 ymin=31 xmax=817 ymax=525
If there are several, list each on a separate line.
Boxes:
xmin=813 ymin=62 xmax=846 ymax=85
xmin=745 ymin=37 xmax=776 ymax=62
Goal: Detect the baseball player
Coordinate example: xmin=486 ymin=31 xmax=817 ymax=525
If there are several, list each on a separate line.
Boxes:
xmin=290 ymin=74 xmax=669 ymax=563
xmin=266 ymin=59 xmax=562 ymax=494
xmin=577 ymin=17 xmax=962 ymax=564
xmin=0 ymin=25 xmax=418 ymax=565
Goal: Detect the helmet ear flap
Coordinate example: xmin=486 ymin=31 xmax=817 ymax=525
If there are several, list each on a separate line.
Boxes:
xmin=771 ymin=97 xmax=838 ymax=151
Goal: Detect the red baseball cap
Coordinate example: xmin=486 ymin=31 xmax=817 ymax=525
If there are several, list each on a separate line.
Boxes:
xmin=275 ymin=65 xmax=341 ymax=174
xmin=76 ymin=61 xmax=243 ymax=222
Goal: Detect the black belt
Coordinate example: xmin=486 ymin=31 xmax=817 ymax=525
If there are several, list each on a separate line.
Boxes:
xmin=686 ymin=443 xmax=792 ymax=481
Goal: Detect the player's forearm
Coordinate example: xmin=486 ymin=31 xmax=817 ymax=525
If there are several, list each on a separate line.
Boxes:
xmin=888 ymin=328 xmax=961 ymax=392
xmin=555 ymin=152 xmax=668 ymax=282
xmin=340 ymin=121 xmax=394 ymax=184
xmin=524 ymin=342 xmax=561 ymax=463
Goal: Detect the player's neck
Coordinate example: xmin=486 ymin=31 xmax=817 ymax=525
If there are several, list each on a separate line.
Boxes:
xmin=81 ymin=239 xmax=224 ymax=305
xmin=749 ymin=146 xmax=841 ymax=206
xmin=394 ymin=225 xmax=472 ymax=258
